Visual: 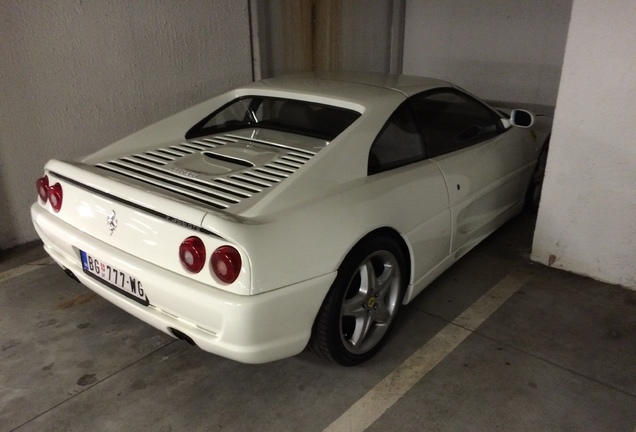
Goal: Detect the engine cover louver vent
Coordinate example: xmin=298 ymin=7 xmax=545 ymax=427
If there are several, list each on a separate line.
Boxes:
xmin=94 ymin=134 xmax=316 ymax=212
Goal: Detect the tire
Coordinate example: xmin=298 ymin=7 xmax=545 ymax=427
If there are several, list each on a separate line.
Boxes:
xmin=525 ymin=141 xmax=549 ymax=212
xmin=310 ymin=236 xmax=407 ymax=366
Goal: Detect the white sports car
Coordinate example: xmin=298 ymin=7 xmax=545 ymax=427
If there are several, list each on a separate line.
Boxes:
xmin=31 ymin=72 xmax=551 ymax=366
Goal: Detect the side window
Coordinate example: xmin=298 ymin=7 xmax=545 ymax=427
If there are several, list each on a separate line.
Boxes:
xmin=409 ymin=89 xmax=502 ymax=157
xmin=368 ymin=104 xmax=424 ymax=175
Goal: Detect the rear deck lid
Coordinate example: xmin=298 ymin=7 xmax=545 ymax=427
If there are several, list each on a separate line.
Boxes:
xmin=90 ymin=129 xmax=326 ymax=215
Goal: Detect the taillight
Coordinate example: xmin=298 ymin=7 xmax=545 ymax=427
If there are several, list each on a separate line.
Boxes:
xmin=211 ymin=246 xmax=242 ymax=284
xmin=36 ymin=175 xmax=49 ymax=203
xmin=49 ymin=183 xmax=63 ymax=212
xmin=179 ymin=236 xmax=206 ymax=273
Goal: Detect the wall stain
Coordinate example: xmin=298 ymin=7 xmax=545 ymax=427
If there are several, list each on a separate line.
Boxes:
xmin=281 ymin=0 xmax=342 ymax=72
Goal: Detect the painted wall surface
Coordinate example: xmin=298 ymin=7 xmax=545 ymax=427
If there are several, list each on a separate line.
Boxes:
xmin=338 ymin=1 xmax=394 ymax=72
xmin=403 ymin=0 xmax=572 ymax=108
xmin=532 ymin=0 xmax=636 ymax=289
xmin=0 ymin=1 xmax=252 ymax=250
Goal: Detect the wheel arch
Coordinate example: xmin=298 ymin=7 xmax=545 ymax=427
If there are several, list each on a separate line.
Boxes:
xmin=309 ymin=225 xmax=412 ymax=365
xmin=342 ymin=226 xmax=413 ymax=287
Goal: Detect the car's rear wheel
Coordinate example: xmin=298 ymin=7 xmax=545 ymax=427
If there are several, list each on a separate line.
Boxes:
xmin=310 ymin=236 xmax=406 ymax=366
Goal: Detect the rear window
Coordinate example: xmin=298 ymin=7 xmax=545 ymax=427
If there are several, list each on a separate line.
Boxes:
xmin=185 ymin=97 xmax=361 ymax=141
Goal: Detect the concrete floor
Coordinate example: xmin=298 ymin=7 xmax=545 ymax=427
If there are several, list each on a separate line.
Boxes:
xmin=1 ymin=214 xmax=635 ymax=432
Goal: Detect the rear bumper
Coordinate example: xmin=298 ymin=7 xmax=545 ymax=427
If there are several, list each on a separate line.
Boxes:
xmin=31 ymin=203 xmax=335 ymax=364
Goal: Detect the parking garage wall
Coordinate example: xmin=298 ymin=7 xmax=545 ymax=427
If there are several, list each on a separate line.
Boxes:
xmin=402 ymin=0 xmax=572 ymax=111
xmin=0 ymin=1 xmax=252 ymax=250
xmin=257 ymin=0 xmax=397 ymax=77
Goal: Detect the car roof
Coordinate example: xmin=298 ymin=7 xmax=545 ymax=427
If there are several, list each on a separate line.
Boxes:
xmin=302 ymin=71 xmax=451 ymax=96
xmin=239 ymin=72 xmax=452 ymax=107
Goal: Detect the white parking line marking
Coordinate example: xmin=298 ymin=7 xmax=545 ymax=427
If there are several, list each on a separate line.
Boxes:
xmin=324 ymin=270 xmax=534 ymax=432
xmin=0 ymin=257 xmax=55 ymax=284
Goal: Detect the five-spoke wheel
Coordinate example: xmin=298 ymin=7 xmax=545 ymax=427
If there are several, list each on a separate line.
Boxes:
xmin=310 ymin=236 xmax=406 ymax=366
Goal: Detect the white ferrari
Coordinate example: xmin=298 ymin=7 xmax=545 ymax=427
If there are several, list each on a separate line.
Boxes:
xmin=32 ymin=72 xmax=551 ymax=365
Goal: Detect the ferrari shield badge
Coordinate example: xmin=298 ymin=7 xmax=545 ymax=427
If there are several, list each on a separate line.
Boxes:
xmin=106 ymin=210 xmax=118 ymax=235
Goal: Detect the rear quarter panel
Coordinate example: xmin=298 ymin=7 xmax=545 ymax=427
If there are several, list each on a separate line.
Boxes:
xmin=204 ymin=158 xmax=450 ymax=295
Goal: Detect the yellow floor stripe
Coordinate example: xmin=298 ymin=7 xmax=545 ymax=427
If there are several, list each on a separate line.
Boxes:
xmin=0 ymin=257 xmax=55 ymax=284
xmin=324 ymin=270 xmax=534 ymax=432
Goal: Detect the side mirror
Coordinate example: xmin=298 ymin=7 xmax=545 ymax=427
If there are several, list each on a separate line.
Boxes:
xmin=509 ymin=109 xmax=535 ymax=128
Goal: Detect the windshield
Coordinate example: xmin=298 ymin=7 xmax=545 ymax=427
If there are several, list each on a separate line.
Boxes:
xmin=185 ymin=97 xmax=361 ymax=141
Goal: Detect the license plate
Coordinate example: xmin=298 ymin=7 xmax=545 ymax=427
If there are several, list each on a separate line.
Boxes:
xmin=80 ymin=250 xmax=149 ymax=306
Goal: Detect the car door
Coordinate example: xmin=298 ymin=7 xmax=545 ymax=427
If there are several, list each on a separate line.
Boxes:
xmin=409 ymin=89 xmax=534 ymax=254
xmin=368 ymin=103 xmax=451 ymax=289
